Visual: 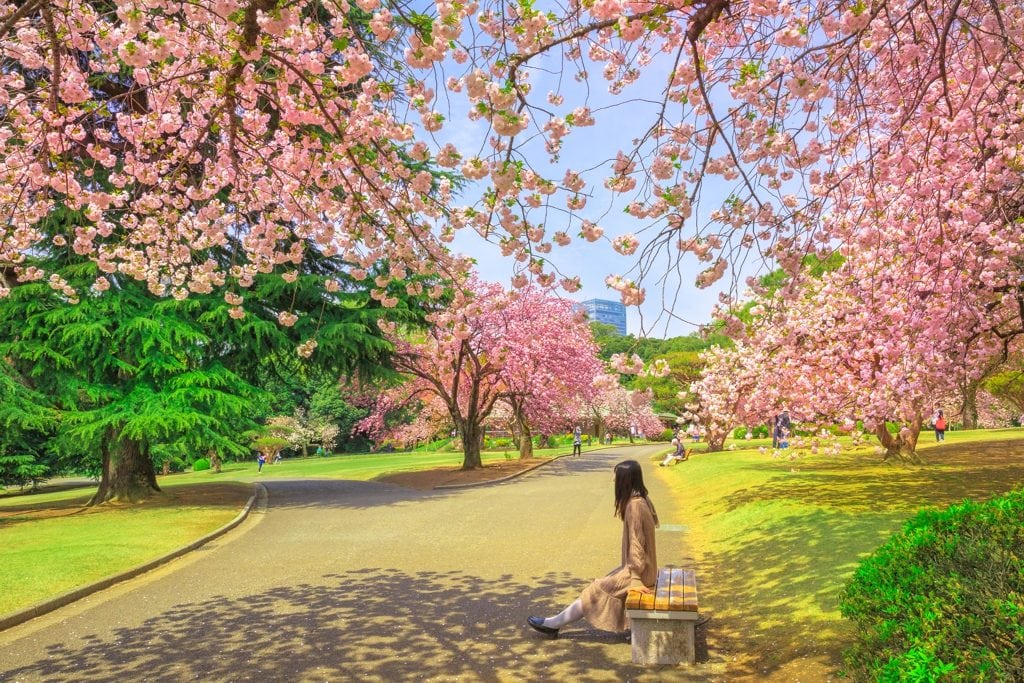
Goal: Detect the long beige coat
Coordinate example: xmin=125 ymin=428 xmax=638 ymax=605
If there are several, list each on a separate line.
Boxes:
xmin=579 ymin=495 xmax=658 ymax=631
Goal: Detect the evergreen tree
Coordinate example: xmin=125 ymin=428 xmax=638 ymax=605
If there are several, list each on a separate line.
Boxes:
xmin=0 ymin=363 xmax=57 ymax=490
xmin=0 ymin=211 xmax=427 ymax=504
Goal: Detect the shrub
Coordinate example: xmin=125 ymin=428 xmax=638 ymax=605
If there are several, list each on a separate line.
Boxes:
xmin=656 ymin=428 xmax=675 ymax=442
xmin=164 ymin=457 xmax=186 ymax=473
xmin=839 ymin=489 xmax=1024 ymax=682
xmin=191 ymin=458 xmax=211 ymax=472
xmin=731 ymin=425 xmax=772 ymax=439
xmin=414 ymin=438 xmax=455 ymax=452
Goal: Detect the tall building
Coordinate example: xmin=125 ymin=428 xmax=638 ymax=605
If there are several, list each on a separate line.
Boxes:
xmin=579 ymin=298 xmax=627 ymax=335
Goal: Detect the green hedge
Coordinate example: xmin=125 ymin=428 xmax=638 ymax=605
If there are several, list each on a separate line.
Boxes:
xmin=191 ymin=458 xmax=211 ymax=472
xmin=839 ymin=489 xmax=1024 ymax=682
xmin=732 ymin=425 xmax=771 ymax=439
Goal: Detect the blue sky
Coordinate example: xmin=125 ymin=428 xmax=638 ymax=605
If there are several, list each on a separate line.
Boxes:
xmin=413 ymin=27 xmax=773 ymax=339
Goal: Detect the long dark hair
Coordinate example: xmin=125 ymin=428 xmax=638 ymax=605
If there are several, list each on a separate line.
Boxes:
xmin=613 ymin=460 xmax=649 ymax=520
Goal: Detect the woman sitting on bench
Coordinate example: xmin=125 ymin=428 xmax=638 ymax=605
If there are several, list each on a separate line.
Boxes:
xmin=526 ymin=460 xmax=659 ymax=638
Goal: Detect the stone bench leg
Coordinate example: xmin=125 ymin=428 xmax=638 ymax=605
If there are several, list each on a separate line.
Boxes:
xmin=626 ymin=610 xmax=699 ymax=665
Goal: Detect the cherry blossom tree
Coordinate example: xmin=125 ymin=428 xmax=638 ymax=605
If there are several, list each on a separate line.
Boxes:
xmin=689 ymin=344 xmax=764 ymax=452
xmin=497 ymin=287 xmax=603 ymax=458
xmin=267 ymin=409 xmax=340 ymax=456
xmin=0 ymin=0 xmax=466 ymax=309
xmin=581 ymin=373 xmax=664 ymax=442
xmin=975 ymin=389 xmax=1019 ymax=429
xmin=4 ymin=1 xmax=1019 ymax=321
xmin=354 ymin=389 xmax=451 ymax=449
xmin=358 ymin=279 xmax=604 ymax=468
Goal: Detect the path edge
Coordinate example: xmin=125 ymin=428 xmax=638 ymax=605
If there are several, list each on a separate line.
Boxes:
xmin=433 ymin=443 xmax=645 ymax=490
xmin=0 ymin=482 xmax=267 ymax=632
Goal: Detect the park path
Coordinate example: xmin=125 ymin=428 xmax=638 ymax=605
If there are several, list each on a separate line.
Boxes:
xmin=0 ymin=446 xmax=708 ymax=682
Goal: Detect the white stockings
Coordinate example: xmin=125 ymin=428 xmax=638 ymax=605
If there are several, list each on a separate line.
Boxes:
xmin=543 ymin=598 xmax=584 ymax=629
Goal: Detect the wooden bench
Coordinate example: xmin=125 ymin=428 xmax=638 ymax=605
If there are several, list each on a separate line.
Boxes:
xmin=625 ymin=566 xmax=700 ymax=665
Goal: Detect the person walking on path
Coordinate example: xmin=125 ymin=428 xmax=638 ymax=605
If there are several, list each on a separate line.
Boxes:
xmin=933 ymin=410 xmax=947 ymax=442
xmin=526 ymin=460 xmax=659 ymax=638
xmin=572 ymin=426 xmax=583 ymax=457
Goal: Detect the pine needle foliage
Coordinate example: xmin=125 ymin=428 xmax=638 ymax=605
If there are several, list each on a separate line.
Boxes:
xmin=0 ymin=207 xmax=433 ymax=502
xmin=0 ymin=363 xmax=57 ymax=489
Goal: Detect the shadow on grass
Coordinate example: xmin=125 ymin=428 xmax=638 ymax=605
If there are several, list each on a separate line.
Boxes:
xmin=688 ymin=439 xmax=1024 ymax=680
xmin=1 ymin=569 xmax=709 ymax=682
xmin=721 ymin=440 xmax=1024 ymax=514
xmin=696 ymin=509 xmax=889 ymax=680
xmin=0 ymin=483 xmax=252 ymax=527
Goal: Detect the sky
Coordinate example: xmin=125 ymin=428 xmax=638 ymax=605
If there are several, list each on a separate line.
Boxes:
xmin=417 ymin=25 xmax=767 ymax=340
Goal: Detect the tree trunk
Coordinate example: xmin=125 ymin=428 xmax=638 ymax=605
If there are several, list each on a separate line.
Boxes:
xmin=874 ymin=421 xmax=922 ymax=463
xmin=706 ymin=428 xmax=727 ymax=452
xmin=589 ymin=409 xmax=605 ymax=443
xmin=90 ymin=434 xmax=160 ymax=505
xmin=961 ymin=380 xmax=979 ymax=429
xmin=461 ymin=420 xmax=484 ymax=470
xmin=875 ymin=423 xmax=901 ymax=460
xmin=509 ymin=398 xmax=533 ymax=459
xmin=518 ymin=420 xmax=534 ymax=459
xmin=209 ymin=450 xmax=222 ymax=473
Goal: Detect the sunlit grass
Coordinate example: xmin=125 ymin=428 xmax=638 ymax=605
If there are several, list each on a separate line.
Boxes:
xmin=0 ymin=484 xmax=251 ymax=615
xmin=0 ymin=485 xmax=94 ymax=509
xmin=655 ymin=428 xmax=1024 ymax=677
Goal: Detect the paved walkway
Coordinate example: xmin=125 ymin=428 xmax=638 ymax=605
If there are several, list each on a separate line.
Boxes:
xmin=0 ymin=446 xmax=705 ymax=682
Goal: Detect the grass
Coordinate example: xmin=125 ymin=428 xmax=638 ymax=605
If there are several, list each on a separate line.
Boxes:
xmin=143 ymin=440 xmax=621 ymax=485
xmin=657 ymin=427 xmax=1024 ymax=679
xmin=0 ymin=483 xmax=251 ymax=615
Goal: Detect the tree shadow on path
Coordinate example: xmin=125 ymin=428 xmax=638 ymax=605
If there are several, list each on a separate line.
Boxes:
xmin=2 ymin=568 xmax=710 ymax=682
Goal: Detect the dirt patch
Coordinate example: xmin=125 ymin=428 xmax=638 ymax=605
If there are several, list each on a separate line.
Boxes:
xmin=378 ymin=457 xmax=553 ymax=490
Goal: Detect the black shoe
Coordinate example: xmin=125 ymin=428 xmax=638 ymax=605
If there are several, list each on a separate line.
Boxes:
xmin=527 ymin=616 xmax=559 ymax=638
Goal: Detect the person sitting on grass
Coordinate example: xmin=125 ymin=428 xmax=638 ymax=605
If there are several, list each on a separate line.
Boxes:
xmin=660 ymin=439 xmax=688 ymax=466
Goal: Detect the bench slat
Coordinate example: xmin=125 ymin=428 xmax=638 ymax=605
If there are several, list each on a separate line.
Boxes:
xmin=668 ymin=566 xmax=685 ymax=610
xmin=654 ymin=566 xmax=672 ymax=610
xmin=675 ymin=568 xmax=698 ymax=611
xmin=626 ymin=565 xmax=699 ymax=613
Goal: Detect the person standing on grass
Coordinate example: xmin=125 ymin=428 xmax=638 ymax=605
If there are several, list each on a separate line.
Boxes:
xmin=526 ymin=460 xmax=658 ymax=638
xmin=257 ymin=452 xmax=266 ymax=473
xmin=775 ymin=409 xmax=792 ymax=449
xmin=934 ymin=410 xmax=947 ymax=442
xmin=572 ymin=425 xmax=583 ymax=457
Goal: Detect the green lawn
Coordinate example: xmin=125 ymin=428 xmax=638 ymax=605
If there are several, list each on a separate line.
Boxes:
xmin=657 ymin=428 xmax=1024 ymax=680
xmin=151 ymin=441 xmax=607 ymax=485
xmin=0 ymin=483 xmax=252 ymax=615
